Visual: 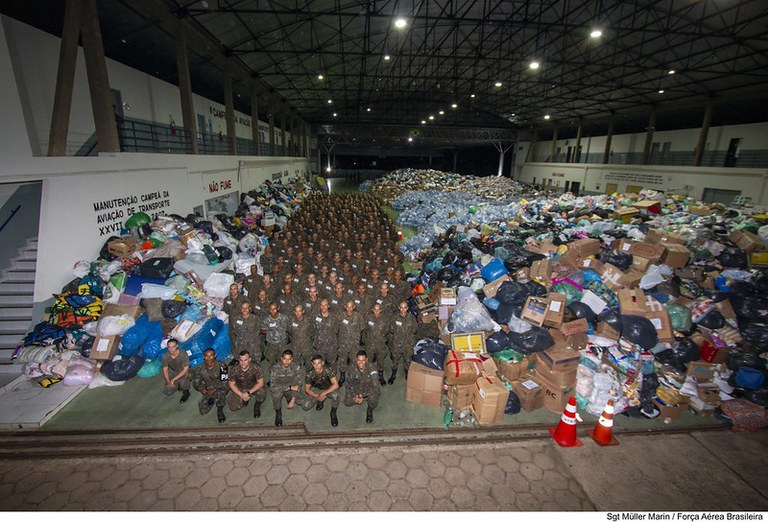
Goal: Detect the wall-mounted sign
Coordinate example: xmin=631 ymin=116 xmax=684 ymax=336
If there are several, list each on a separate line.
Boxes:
xmin=604 ymin=171 xmax=664 ymax=186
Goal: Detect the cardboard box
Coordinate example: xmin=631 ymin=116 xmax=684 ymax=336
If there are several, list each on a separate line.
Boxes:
xmin=654 ymin=397 xmax=690 ymax=422
xmin=89 ymin=334 xmax=121 ymax=361
xmin=568 ymin=238 xmax=601 ymax=258
xmin=494 ymin=357 xmax=529 ymax=383
xmin=536 ymin=370 xmax=576 ymax=413
xmin=533 ymin=362 xmax=578 ymax=389
xmin=629 ymin=242 xmax=666 ymax=261
xmin=521 ymin=296 xmax=548 ymax=327
xmin=560 ymin=318 xmax=589 ymax=337
xmin=696 ymin=383 xmax=721 ymax=405
xmin=525 ymin=239 xmax=558 ymax=255
xmin=450 ymin=332 xmax=486 ymax=353
xmin=447 ymin=384 xmax=474 ymax=410
xmin=579 ymin=258 xmax=604 ymax=274
xmin=543 ymin=294 xmax=566 ymax=329
xmin=512 ymin=376 xmax=544 ymax=412
xmin=646 ymin=229 xmax=686 ymax=246
xmin=101 ymin=303 xmax=143 ymax=320
xmin=595 ymin=322 xmax=620 ymax=340
xmin=444 ymin=350 xmax=485 ymax=385
xmin=566 ymin=332 xmax=589 ymax=350
xmin=536 ymin=346 xmax=581 ymax=372
xmin=688 ymin=205 xmax=711 ymax=216
xmin=614 ymin=238 xmax=637 ymax=254
xmin=644 ymin=310 xmax=675 ymax=343
xmin=529 ymin=260 xmax=552 ymax=283
xmin=632 ymin=200 xmax=662 ymax=214
xmin=107 ymin=236 xmax=139 ymax=258
xmin=601 ymin=264 xmax=643 ymax=291
xmin=483 ymin=275 xmax=513 ymax=299
xmin=730 ymin=230 xmax=766 ymax=253
xmin=405 ymin=363 xmax=444 ymax=408
xmin=414 ymin=294 xmax=433 ymax=312
xmin=439 ymin=288 xmax=457 ymax=306
xmin=419 ymin=309 xmax=437 ymax=324
xmin=686 ymin=361 xmax=723 ymax=383
xmin=513 ymin=267 xmax=530 ymax=282
xmin=470 ymin=376 xmax=510 ymax=425
xmin=613 ymin=207 xmax=640 ymax=223
xmin=617 ymin=289 xmax=663 ymax=315
xmin=663 ymin=244 xmax=691 ymax=268
xmin=631 ymin=255 xmax=652 ymax=272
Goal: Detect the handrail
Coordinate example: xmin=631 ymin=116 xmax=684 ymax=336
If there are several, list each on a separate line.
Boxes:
xmin=0 ymin=205 xmax=21 ymax=235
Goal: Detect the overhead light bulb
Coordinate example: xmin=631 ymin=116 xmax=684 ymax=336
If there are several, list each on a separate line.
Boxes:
xmin=451 ymin=103 xmax=458 ymax=108
xmin=333 ymin=112 xmax=338 ymax=117
xmin=668 ymin=69 xmax=675 ymax=75
xmin=317 ymin=74 xmax=324 ymax=80
xmin=421 ymin=120 xmax=426 ymax=124
xmin=439 ymin=110 xmax=445 ymax=115
xmin=494 ymin=81 xmax=502 ymax=87
xmin=384 ymin=55 xmax=391 ymax=61
xmin=428 ymin=115 xmax=434 ymax=120
xmin=366 ymin=107 xmax=372 ymax=112
xmin=544 ymin=114 xmax=551 ymax=120
xmin=394 ymin=18 xmax=407 ymax=29
xmin=327 ymin=99 xmax=333 ymax=104
xmin=590 ymin=29 xmax=602 ymax=38
xmin=529 ymin=61 xmax=540 ymax=70
xmin=408 ymin=137 xmax=413 ymax=142
xmin=658 ymin=89 xmax=665 ymax=94
xmin=470 ymin=94 xmax=476 ymax=98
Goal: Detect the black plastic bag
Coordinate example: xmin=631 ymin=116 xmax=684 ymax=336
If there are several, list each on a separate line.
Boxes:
xmin=495 ymin=281 xmax=529 ymax=305
xmin=162 ymin=299 xmax=187 ymax=319
xmin=436 ymin=267 xmax=461 ymax=286
xmin=411 ymin=338 xmax=449 ymax=370
xmin=485 ymin=331 xmax=510 ymax=353
xmin=568 ymin=302 xmax=597 ymax=322
xmin=61 ymin=278 xmax=82 ymax=295
xmin=729 ymin=293 xmax=768 ymax=320
xmin=505 ymin=390 xmax=521 ymax=414
xmin=511 ymin=326 xmax=554 ymax=354
xmin=698 ymin=310 xmax=725 ymax=330
xmin=620 ymin=315 xmax=658 ymax=350
xmin=717 ymin=248 xmax=748 ymax=269
xmin=442 ymin=251 xmax=458 ymax=266
xmin=740 ymin=322 xmax=768 ymax=350
xmin=215 ymin=246 xmax=233 ymax=261
xmin=99 ymin=236 xmax=120 ymax=262
xmin=598 ymin=308 xmax=623 ymax=336
xmin=600 ymin=251 xmax=633 ymax=271
xmin=674 ymin=337 xmax=701 ymax=364
xmin=523 ymin=280 xmax=548 ymax=298
xmin=494 ymin=303 xmax=523 ymax=326
xmin=101 ymin=354 xmax=145 ymax=381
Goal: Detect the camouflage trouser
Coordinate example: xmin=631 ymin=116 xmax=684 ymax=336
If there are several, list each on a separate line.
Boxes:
xmin=337 ymin=343 xmax=360 ymax=374
xmin=271 ymin=387 xmax=300 ymax=410
xmin=343 ymin=387 xmax=381 ymax=410
xmin=367 ymin=342 xmax=388 ymax=372
xmin=264 ymin=339 xmax=288 ymax=368
xmin=390 ymin=345 xmax=412 ymax=373
xmin=226 ymin=387 xmax=267 ymax=411
xmin=232 ymin=337 xmax=263 ymax=362
xmin=299 ymin=388 xmax=341 ymax=410
xmin=162 ymin=369 xmax=191 ymax=395
xmin=198 ymin=389 xmax=228 ymax=414
xmin=288 ymin=342 xmax=311 ymax=368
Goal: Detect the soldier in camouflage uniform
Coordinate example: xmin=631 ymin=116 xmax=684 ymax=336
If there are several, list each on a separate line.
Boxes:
xmin=363 ymin=303 xmax=390 ymax=386
xmin=328 ymin=282 xmax=348 ymax=315
xmin=227 ymin=351 xmax=267 ymax=418
xmin=243 ymin=264 xmax=261 ymax=299
xmin=387 ymin=300 xmax=418 ymax=385
xmin=374 ymin=282 xmax=397 ymax=315
xmin=162 ymin=338 xmax=191 ymax=402
xmin=336 ymin=299 xmax=364 ymax=386
xmin=229 ymin=301 xmax=261 ymax=361
xmin=388 ymin=270 xmax=411 ymax=303
xmin=276 ymin=282 xmax=299 ymax=315
xmin=312 ymin=298 xmax=339 ymax=369
xmin=288 ymin=304 xmax=314 ymax=367
xmin=300 ymin=354 xmax=341 ymax=427
xmin=353 ymin=282 xmax=374 ymax=317
xmin=191 ymin=348 xmax=229 ymax=423
xmin=269 ymin=349 xmax=302 ymax=426
xmin=260 ymin=302 xmax=290 ymax=369
xmin=260 ymin=273 xmax=278 ymax=302
xmin=222 ymin=283 xmax=249 ymax=318
xmin=343 ymin=350 xmax=380 ymax=424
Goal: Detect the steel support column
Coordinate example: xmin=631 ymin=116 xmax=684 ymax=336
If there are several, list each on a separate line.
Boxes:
xmin=693 ymin=103 xmax=714 ymax=167
xmin=175 ymin=21 xmax=198 ymax=154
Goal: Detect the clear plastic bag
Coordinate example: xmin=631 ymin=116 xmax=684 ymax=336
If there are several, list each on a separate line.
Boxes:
xmin=203 ymin=272 xmax=234 ymax=298
xmin=443 ymin=286 xmax=500 ymax=333
xmin=97 ymin=314 xmax=136 ymax=337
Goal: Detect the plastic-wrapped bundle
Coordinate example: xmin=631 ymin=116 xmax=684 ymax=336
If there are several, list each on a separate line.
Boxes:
xmin=97 ymin=314 xmax=136 ymax=337
xmin=180 ymin=318 xmax=224 ymax=366
xmin=587 ymin=373 xmax=616 ymax=417
xmin=442 ymin=286 xmax=499 ymax=334
xmin=137 ymin=358 xmax=162 ymax=378
xmin=509 ymin=326 xmax=553 ymax=354
xmin=411 ymin=338 xmax=450 ymax=370
xmin=101 ymin=354 xmax=145 ymax=382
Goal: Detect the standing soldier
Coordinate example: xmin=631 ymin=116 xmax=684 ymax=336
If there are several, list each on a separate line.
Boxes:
xmin=277 ymin=282 xmax=299 ymax=315
xmin=243 ymin=264 xmax=261 ymax=299
xmin=270 ymin=350 xmax=302 ymax=427
xmin=387 ymin=301 xmax=418 ymax=384
xmin=313 ymin=299 xmax=340 ymax=370
xmin=229 ymin=301 xmax=261 ymax=361
xmin=374 ymin=282 xmax=397 ymax=315
xmin=301 ymin=285 xmax=322 ymax=316
xmin=344 ymin=350 xmax=380 ymax=424
xmin=353 ymin=282 xmax=374 ymax=316
xmin=191 ymin=348 xmax=228 ymax=423
xmin=260 ymin=303 xmax=290 ymax=369
xmin=227 ymin=351 xmax=267 ymax=418
xmin=328 ymin=282 xmax=348 ymax=315
xmin=288 ymin=304 xmax=314 ymax=367
xmin=363 ymin=303 xmax=390 ymax=386
xmin=389 ymin=270 xmax=411 ymax=303
xmin=300 ymin=354 xmax=341 ymax=427
xmin=337 ymin=300 xmax=364 ymax=387
xmin=222 ymin=283 xmax=249 ymax=318
xmin=260 ymin=274 xmax=278 ymax=302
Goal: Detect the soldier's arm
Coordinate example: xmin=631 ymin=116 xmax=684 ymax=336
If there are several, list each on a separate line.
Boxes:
xmin=249 ymin=376 xmax=265 ymax=395
xmin=324 ymin=375 xmax=340 ymax=395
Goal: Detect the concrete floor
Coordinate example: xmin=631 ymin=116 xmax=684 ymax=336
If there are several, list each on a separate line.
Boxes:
xmin=0 ymin=430 xmax=766 ymax=511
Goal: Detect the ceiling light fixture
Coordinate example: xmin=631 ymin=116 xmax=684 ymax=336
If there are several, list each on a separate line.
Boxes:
xmin=451 ymin=103 xmax=458 ymax=108
xmin=394 ymin=18 xmax=407 ymax=29
xmin=658 ymin=89 xmax=665 ymax=94
xmin=590 ymin=29 xmax=602 ymax=38
xmin=428 ymin=115 xmax=434 ymax=120
xmin=384 ymin=55 xmax=391 ymax=61
xmin=668 ymin=69 xmax=676 ymax=75
xmin=408 ymin=137 xmax=413 ymax=142
xmin=529 ymin=61 xmax=540 ymax=70
xmin=317 ymin=74 xmax=324 ymax=80
xmin=421 ymin=120 xmax=426 ymax=124
xmin=544 ymin=114 xmax=551 ymax=120
xmin=470 ymin=94 xmax=476 ymax=98
xmin=439 ymin=110 xmax=445 ymax=115
xmin=494 ymin=81 xmax=502 ymax=87
xmin=333 ymin=112 xmax=338 ymax=117
xmin=327 ymin=99 xmax=333 ymax=104
xmin=366 ymin=107 xmax=372 ymax=112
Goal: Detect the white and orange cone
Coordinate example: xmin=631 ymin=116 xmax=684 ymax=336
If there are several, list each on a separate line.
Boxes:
xmin=549 ymin=396 xmax=583 ymax=447
xmin=586 ymin=399 xmax=620 ymax=446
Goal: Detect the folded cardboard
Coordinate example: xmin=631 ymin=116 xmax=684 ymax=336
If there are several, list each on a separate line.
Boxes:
xmin=662 ymin=244 xmax=691 ymax=268
xmin=405 ymin=363 xmax=444 ymax=408
xmin=521 ymin=296 xmax=548 ymax=327
xmin=450 ymin=332 xmax=486 ymax=353
xmin=447 ymin=384 xmax=474 ymax=410
xmin=483 ymin=275 xmax=513 ymax=299
xmin=512 ymin=375 xmax=544 ymax=412
xmin=525 ymin=239 xmax=559 ymax=255
xmin=470 ymin=376 xmax=510 ymax=425
xmin=444 ymin=350 xmax=485 ymax=385
xmin=89 ymin=334 xmax=121 ymax=361
xmin=686 ymin=361 xmax=723 ymax=382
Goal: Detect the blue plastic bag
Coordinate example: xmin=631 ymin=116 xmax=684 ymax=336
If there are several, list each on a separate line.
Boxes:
xmin=481 ymin=258 xmax=507 ymax=282
xmin=119 ymin=314 xmax=151 ymax=356
xmin=211 ymin=323 xmax=232 ymax=361
xmin=137 ymin=358 xmax=162 ymax=378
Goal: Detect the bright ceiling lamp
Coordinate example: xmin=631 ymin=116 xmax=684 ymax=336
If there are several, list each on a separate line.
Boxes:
xmin=384 ymin=55 xmax=391 ymax=61
xmin=317 ymin=74 xmax=324 ymax=80
xmin=544 ymin=114 xmax=551 ymax=120
xmin=590 ymin=29 xmax=602 ymax=38
xmin=529 ymin=61 xmax=540 ymax=70
xmin=451 ymin=103 xmax=458 ymax=108
xmin=421 ymin=120 xmax=426 ymax=124
xmin=327 ymin=99 xmax=333 ymax=104
xmin=394 ymin=18 xmax=407 ymax=29
xmin=668 ymin=70 xmax=676 ymax=75
xmin=494 ymin=81 xmax=502 ymax=87
xmin=428 ymin=115 xmax=434 ymax=120
xmin=439 ymin=110 xmax=445 ymax=115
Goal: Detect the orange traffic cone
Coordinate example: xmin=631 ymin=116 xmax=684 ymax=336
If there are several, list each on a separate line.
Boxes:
xmin=549 ymin=396 xmax=583 ymax=447
xmin=586 ymin=399 xmax=620 ymax=446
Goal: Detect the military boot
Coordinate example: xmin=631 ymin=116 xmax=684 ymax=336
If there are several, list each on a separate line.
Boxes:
xmin=216 ymin=407 xmax=226 ymax=424
xmin=404 ymin=367 xmax=408 ymax=380
xmin=275 ymin=409 xmax=283 ymax=427
xmin=330 ymin=407 xmax=339 ymax=427
xmin=387 ymin=369 xmax=398 ymax=385
xmin=253 ymin=401 xmax=261 ymax=418
xmin=338 ymin=372 xmax=346 ymax=387
xmin=366 ymin=405 xmax=374 ymax=423
xmin=316 ymin=400 xmax=324 ymax=411
xmin=180 ymin=390 xmax=191 ymax=403
xmin=378 ymin=371 xmax=387 ymax=386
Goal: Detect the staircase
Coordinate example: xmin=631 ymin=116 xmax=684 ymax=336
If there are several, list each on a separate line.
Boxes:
xmin=0 ymin=237 xmax=37 ymax=367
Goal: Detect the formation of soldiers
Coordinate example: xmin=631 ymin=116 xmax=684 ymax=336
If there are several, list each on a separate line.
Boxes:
xmin=164 ymin=193 xmax=420 ymax=427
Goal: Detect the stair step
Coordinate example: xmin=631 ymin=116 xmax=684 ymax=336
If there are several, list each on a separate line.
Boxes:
xmin=0 ymin=349 xmax=17 ymax=363
xmin=0 ymin=320 xmax=32 ymax=333
xmin=2 ymin=271 xmax=36 ymax=283
xmin=18 ymin=250 xmax=38 ymax=261
xmin=13 ymin=259 xmax=36 ymax=271
xmin=0 ymin=333 xmax=24 ymax=345
xmin=0 ymin=307 xmax=33 ymax=320
xmin=0 ymin=294 xmax=33 ymax=306
xmin=0 ymin=283 xmax=34 ymax=293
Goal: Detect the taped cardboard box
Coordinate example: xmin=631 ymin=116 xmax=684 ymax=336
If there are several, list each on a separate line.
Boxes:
xmin=614 ymin=238 xmax=637 ymax=254
xmin=525 ymin=239 xmax=559 ymax=256
xmin=470 ymin=376 xmax=510 ymax=425
xmin=521 ymin=296 xmax=548 ymax=327
xmin=536 ymin=345 xmax=581 ymax=372
xmin=414 ymin=294 xmax=433 ymax=312
xmin=536 ymin=370 xmax=576 ymax=413
xmin=529 ymin=260 xmax=552 ymax=283
xmin=559 ymin=318 xmax=589 ymax=337
xmin=513 ymin=267 xmax=530 ymax=282
xmin=612 ymin=207 xmax=640 ymax=223
xmin=654 ymin=396 xmax=690 ymax=422
xmin=447 ymin=384 xmax=475 ymax=410
xmin=89 ymin=335 xmax=121 ymax=361
xmin=632 ymin=200 xmax=662 ymax=214
xmin=629 ymin=242 xmax=665 ymax=262
xmin=579 ymin=258 xmax=604 ymax=274
xmin=512 ymin=375 xmax=544 ymax=412
xmin=494 ymin=356 xmax=530 ymax=383
xmin=483 ymin=275 xmax=512 ymax=299
xmin=542 ymin=293 xmax=566 ymax=328
xmin=444 ymin=350 xmax=485 ymax=385
xmin=601 ymin=264 xmax=643 ymax=291
xmin=107 ymin=236 xmax=139 ymax=258
xmin=646 ymin=229 xmax=686 ymax=246
xmin=567 ymin=238 xmax=601 ymax=258
xmin=631 ymin=255 xmax=652 ymax=272
xmin=644 ymin=310 xmax=675 ymax=343
xmin=662 ymin=244 xmax=691 ymax=268
xmin=686 ymin=361 xmax=723 ymax=383
xmin=405 ymin=363 xmax=444 ymax=408
xmin=730 ymin=230 xmax=766 ymax=253
xmin=595 ymin=322 xmax=620 ymax=341
xmin=532 ymin=361 xmax=578 ymax=388
xmin=675 ymin=267 xmax=705 ymax=281
xmin=618 ymin=289 xmax=663 ymax=315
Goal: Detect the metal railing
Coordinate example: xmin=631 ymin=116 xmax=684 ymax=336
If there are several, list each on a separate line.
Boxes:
xmin=532 ymin=149 xmax=768 ymax=168
xmin=0 ymin=205 xmax=21 ymax=235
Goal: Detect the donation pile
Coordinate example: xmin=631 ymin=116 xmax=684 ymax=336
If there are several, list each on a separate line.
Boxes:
xmin=13 ymin=179 xmax=308 ymax=389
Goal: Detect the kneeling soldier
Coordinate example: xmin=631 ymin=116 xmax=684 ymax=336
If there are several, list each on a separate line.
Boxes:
xmin=227 ymin=351 xmax=267 ymax=418
xmin=191 ymin=348 xmax=229 ymax=423
xmin=344 ymin=350 xmax=381 ymax=424
xmin=300 ymin=354 xmax=341 ymax=427
xmin=270 ymin=349 xmax=301 ymax=427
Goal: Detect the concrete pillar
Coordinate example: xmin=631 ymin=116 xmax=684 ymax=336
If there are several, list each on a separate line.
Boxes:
xmin=280 ymin=111 xmax=287 ymax=156
xmin=269 ymin=108 xmax=276 ymax=156
xmin=693 ymin=103 xmax=714 ymax=167
xmin=603 ymin=117 xmax=614 ymax=164
xmin=525 ymin=128 xmax=538 ymax=163
xmin=224 ymin=63 xmax=236 ymax=155
xmin=80 ymin=0 xmax=119 ymax=153
xmin=175 ymin=21 xmax=198 ymax=154
xmin=250 ymin=84 xmax=260 ymax=155
xmin=47 ymin=0 xmax=82 ymax=156
xmin=642 ymin=108 xmax=657 ymax=165
xmin=549 ymin=126 xmax=558 ymax=162
xmin=573 ymin=119 xmax=582 ymax=163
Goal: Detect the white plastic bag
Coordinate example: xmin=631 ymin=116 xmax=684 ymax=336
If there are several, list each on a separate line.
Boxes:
xmin=72 ymin=260 xmax=91 ymax=278
xmin=97 ymin=314 xmax=136 ymax=337
xmin=204 ymin=272 xmax=235 ymax=298
xmin=234 ymin=255 xmax=257 ymax=275
xmin=139 ymin=283 xmax=177 ymax=300
xmin=171 ymin=319 xmax=203 ymax=343
xmin=88 ymin=373 xmax=125 ymax=389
